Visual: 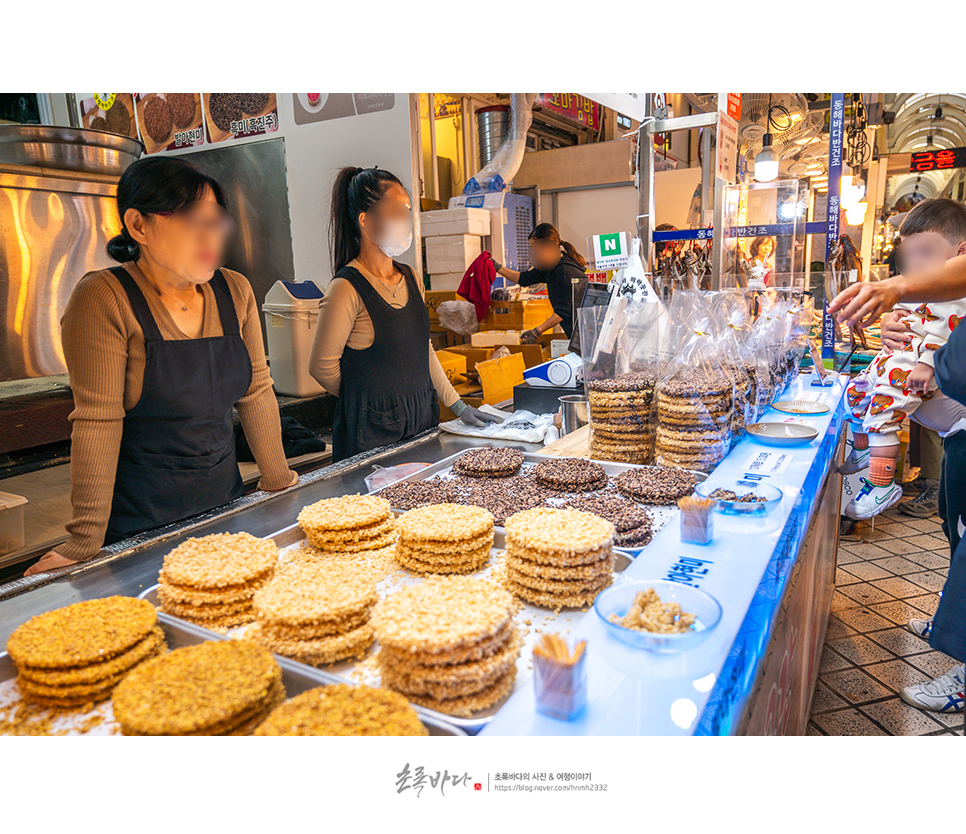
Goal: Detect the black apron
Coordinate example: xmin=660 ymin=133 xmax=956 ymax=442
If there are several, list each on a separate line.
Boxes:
xmin=103 ymin=266 xmax=252 ymax=545
xmin=332 ymin=265 xmax=438 ymax=463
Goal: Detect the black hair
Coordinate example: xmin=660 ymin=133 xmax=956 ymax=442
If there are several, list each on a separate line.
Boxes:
xmin=749 ymin=236 xmax=775 ymax=259
xmin=107 ymin=156 xmax=228 ymax=262
xmin=528 ymin=222 xmax=588 ymax=270
xmin=329 ymin=166 xmax=405 ymax=273
xmin=900 ymin=198 xmax=966 ymax=246
xmin=655 ymin=222 xmax=677 ymax=257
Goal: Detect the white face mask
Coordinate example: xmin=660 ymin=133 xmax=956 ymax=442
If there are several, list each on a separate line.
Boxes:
xmin=377 ymin=219 xmax=413 ymax=258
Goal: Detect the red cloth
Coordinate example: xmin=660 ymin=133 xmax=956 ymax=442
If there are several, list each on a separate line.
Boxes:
xmin=459 ymin=251 xmax=495 ymax=321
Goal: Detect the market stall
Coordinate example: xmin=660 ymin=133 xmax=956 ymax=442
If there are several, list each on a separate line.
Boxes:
xmin=0 ymin=363 xmax=845 ymax=735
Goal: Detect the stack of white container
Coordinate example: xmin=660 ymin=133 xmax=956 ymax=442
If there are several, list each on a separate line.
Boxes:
xmin=420 ymin=207 xmax=491 ymax=291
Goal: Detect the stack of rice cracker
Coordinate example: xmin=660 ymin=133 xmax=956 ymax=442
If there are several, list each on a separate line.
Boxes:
xmin=157 ymin=532 xmax=278 ymax=629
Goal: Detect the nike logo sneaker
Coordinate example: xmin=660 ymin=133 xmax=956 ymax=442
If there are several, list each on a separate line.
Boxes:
xmin=838 ymin=446 xmax=872 ymax=475
xmin=843 ymin=479 xmax=904 ymax=520
xmin=900 ymin=663 xmax=965 ymax=713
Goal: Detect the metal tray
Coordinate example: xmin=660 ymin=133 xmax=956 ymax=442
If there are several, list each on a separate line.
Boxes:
xmin=368 ymin=447 xmax=708 ymax=555
xmin=139 ymin=520 xmax=636 ymax=734
xmin=0 ymin=611 xmax=466 ymax=736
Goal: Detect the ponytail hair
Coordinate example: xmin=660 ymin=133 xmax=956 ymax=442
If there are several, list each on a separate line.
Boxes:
xmin=329 ymin=166 xmax=405 ymax=273
xmin=106 ymin=156 xmax=227 ymax=263
xmin=528 ymin=222 xmax=587 ymax=270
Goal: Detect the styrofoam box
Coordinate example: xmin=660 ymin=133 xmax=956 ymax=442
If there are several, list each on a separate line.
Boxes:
xmin=420 ymin=207 xmax=491 ymax=237
xmin=0 ymin=491 xmax=27 ymax=555
xmin=429 ymin=272 xmax=465 ymax=291
xmin=424 ymin=235 xmax=482 ymax=274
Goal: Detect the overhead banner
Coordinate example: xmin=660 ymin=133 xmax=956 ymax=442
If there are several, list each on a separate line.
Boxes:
xmin=715 ymin=93 xmax=740 ymax=184
xmin=580 ymin=93 xmax=648 ymax=122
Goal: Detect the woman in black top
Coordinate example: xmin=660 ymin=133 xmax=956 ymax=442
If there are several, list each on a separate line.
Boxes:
xmin=491 ymin=223 xmax=588 ymax=342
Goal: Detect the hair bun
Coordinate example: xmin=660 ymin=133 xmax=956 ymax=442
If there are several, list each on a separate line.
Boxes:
xmin=107 ymin=232 xmax=140 ymax=262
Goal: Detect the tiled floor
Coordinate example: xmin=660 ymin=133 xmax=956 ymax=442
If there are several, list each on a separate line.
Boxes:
xmin=807 ymin=498 xmax=964 ymax=736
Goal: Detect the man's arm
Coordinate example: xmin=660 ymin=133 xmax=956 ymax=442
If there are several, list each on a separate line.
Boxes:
xmin=829 ymin=253 xmax=966 ymax=328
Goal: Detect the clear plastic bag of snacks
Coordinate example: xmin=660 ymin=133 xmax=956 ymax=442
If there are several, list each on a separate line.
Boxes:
xmin=654 ymin=298 xmax=735 ymax=473
xmin=579 ymin=301 xmax=666 ymax=464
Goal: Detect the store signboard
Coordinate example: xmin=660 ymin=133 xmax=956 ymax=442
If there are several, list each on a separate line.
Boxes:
xmin=534 ymin=94 xmax=601 ymax=130
xmin=909 ymin=146 xmax=966 ymax=172
xmin=589 ymin=232 xmax=630 ymax=270
xmin=823 ymin=93 xmax=846 ymax=360
xmin=581 ymin=93 xmax=647 ymax=122
xmin=715 ymin=93 xmax=739 ymax=184
xmin=726 ymin=93 xmax=742 ymax=121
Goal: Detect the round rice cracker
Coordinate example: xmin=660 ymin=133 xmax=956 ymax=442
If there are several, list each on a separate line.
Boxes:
xmin=297 ymin=494 xmax=391 ymax=533
xmin=452 ymin=448 xmax=525 ymax=478
xmin=17 ymin=673 xmax=121 ymax=703
xmin=396 ymin=542 xmax=492 ymax=567
xmin=255 ymin=609 xmax=371 ymax=641
xmin=399 ymin=529 xmax=494 ymax=555
xmin=506 ymin=565 xmax=613 ymax=596
xmin=501 ymin=577 xmax=602 ymax=611
xmin=305 ymin=516 xmax=395 ymax=544
xmin=396 ymin=667 xmax=517 ymax=718
xmin=505 ymin=551 xmax=615 ymax=581
xmin=616 ymin=526 xmax=654 ymax=547
xmin=306 ymin=530 xmax=397 ymax=553
xmin=504 ymin=507 xmax=614 ymax=556
xmin=157 ymin=573 xmax=270 ymax=606
xmin=395 ymin=503 xmax=494 ymax=543
xmin=378 ymin=627 xmax=522 ymax=688
xmin=505 ymin=542 xmax=613 ymax=567
xmin=160 ymin=532 xmax=278 ymax=590
xmin=174 ymin=610 xmax=256 ymax=630
xmin=16 ymin=689 xmax=114 ymax=711
xmin=7 ymin=596 xmax=158 ymax=670
xmin=16 ymin=627 xmax=167 ymax=687
xmin=253 ymin=561 xmax=378 ymax=627
xmin=113 ymin=640 xmax=282 ymax=735
xmin=371 ymin=576 xmax=515 ymax=655
xmin=158 ymin=593 xmax=253 ymax=620
xmin=17 ymin=646 xmax=166 ymax=703
xmin=248 ymin=622 xmax=374 ymax=666
xmin=254 ymin=684 xmax=428 ymax=737
xmin=379 ymin=620 xmax=515 ymax=668
xmin=124 ymin=678 xmax=288 ymax=736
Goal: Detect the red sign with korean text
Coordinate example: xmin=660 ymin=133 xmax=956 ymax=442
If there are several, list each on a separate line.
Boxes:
xmin=727 ymin=93 xmax=742 ymax=121
xmin=535 ymin=94 xmax=601 ymax=130
xmin=909 ymin=147 xmax=966 ymax=173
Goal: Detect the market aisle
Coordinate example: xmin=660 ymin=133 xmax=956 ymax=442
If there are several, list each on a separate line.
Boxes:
xmin=807 ymin=502 xmax=963 ymax=736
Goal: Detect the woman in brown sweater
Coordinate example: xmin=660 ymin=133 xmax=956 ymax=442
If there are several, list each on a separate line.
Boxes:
xmin=26 ymin=157 xmax=297 ymax=575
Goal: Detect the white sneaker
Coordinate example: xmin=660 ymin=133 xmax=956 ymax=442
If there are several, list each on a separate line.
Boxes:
xmin=838 ymin=446 xmax=871 ymax=475
xmin=843 ymin=479 xmax=904 ymax=520
xmin=907 ymin=618 xmax=933 ymax=638
xmin=900 ymin=663 xmax=965 ymax=713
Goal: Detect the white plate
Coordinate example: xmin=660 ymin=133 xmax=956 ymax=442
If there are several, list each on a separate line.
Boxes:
xmin=747 ymin=421 xmax=819 ymax=446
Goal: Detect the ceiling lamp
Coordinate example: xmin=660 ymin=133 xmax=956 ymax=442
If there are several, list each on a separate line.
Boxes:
xmin=754 ymin=93 xmax=779 ymax=182
xmin=846 ymin=200 xmax=868 ymax=226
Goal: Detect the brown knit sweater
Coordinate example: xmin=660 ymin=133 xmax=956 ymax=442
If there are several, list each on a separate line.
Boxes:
xmin=58 ymin=262 xmax=297 ymax=561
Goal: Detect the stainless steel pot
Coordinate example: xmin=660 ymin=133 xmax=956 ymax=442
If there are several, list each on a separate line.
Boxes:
xmin=0 ymin=125 xmax=144 ymax=176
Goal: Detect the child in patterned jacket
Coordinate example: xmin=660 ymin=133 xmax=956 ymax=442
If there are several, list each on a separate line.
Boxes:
xmin=842 ymin=199 xmax=966 ymax=520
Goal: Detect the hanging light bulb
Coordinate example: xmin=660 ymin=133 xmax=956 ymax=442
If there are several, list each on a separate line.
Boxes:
xmin=755 ymin=134 xmax=779 ymax=182
xmin=845 ymin=200 xmax=868 ymax=226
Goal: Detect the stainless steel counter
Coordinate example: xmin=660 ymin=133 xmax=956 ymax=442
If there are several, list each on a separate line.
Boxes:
xmin=0 ymin=430 xmax=540 ymax=645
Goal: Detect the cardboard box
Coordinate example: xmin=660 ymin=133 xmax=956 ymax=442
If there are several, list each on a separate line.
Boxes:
xmin=506 ymin=343 xmax=549 ymax=368
xmin=477 ymin=352 xmax=526 ymax=405
xmin=435 ymin=350 xmax=467 ymax=385
xmin=471 ymin=330 xmax=521 ymax=347
xmin=429 ymin=272 xmax=465 ymax=292
xmin=444 ymin=344 xmax=493 ymax=373
xmin=421 ymin=207 xmax=491 ymax=237
xmin=515 ymin=139 xmax=635 ymax=191
xmin=425 ymin=290 xmax=458 ymax=324
xmin=424 ymin=235 xmax=482 ymax=274
xmin=479 ymin=298 xmax=556 ymax=332
xmin=429 ymin=330 xmax=465 ymax=349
